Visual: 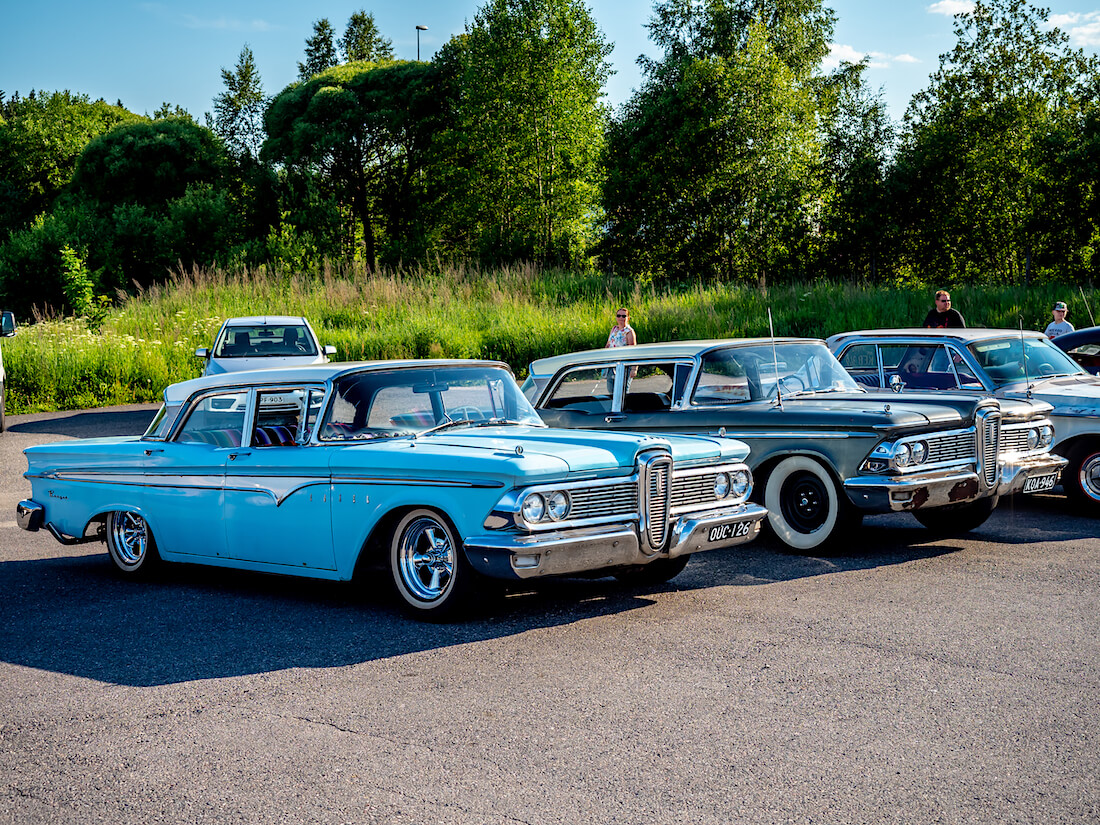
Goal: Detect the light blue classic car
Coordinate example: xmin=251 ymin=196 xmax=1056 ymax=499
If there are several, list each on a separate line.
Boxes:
xmin=17 ymin=360 xmax=767 ymax=619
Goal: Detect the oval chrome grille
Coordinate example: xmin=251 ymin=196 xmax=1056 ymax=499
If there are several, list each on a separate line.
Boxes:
xmin=979 ymin=408 xmax=1001 ymax=489
xmin=640 ymin=452 xmax=673 ymax=551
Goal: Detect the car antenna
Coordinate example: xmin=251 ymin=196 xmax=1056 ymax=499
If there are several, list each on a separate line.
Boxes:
xmin=1019 ymin=315 xmax=1033 ymax=399
xmin=768 ymin=307 xmax=784 ymax=410
xmin=1080 ymin=285 xmax=1096 ymax=327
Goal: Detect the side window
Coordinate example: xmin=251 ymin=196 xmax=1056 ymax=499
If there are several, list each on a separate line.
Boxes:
xmin=543 ymin=367 xmax=614 ymax=413
xmin=945 ymin=347 xmax=984 ymax=389
xmin=252 ymin=389 xmax=307 ymax=447
xmin=623 ymin=363 xmax=678 ymax=413
xmin=837 ymin=344 xmax=881 ymax=387
xmin=175 ymin=392 xmax=248 ymax=447
xmin=693 ymin=353 xmax=751 ymax=404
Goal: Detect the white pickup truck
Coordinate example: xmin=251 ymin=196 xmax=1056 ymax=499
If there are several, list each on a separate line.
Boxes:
xmin=1 ymin=311 xmax=17 ymax=432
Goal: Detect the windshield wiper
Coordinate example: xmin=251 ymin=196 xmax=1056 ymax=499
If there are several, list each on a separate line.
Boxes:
xmin=413 ymin=417 xmax=480 ymax=438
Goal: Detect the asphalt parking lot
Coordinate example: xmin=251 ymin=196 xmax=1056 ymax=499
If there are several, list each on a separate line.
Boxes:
xmin=1 ymin=406 xmax=1097 ymax=824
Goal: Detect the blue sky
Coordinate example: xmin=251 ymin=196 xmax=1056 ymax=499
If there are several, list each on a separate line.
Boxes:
xmin=4 ymin=1 xmax=1099 ymax=124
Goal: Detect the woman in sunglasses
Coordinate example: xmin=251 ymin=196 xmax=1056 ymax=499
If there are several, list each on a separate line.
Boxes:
xmin=606 ymin=308 xmax=637 ymax=348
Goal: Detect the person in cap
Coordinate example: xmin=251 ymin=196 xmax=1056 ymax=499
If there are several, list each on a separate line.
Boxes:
xmin=1044 ymin=302 xmax=1074 ymax=340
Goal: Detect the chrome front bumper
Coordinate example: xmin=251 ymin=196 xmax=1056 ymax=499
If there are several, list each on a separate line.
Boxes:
xmin=997 ymin=452 xmax=1068 ymax=496
xmin=844 ymin=470 xmax=992 ymax=513
xmin=464 ymin=502 xmax=768 ymax=580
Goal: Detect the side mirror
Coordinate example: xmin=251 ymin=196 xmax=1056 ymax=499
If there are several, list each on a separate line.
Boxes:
xmin=889 ymin=374 xmax=905 ymax=393
xmin=323 ymin=345 xmax=337 ymax=357
xmin=0 ymin=311 xmax=16 ymax=337
xmin=195 ymin=347 xmax=209 ymax=359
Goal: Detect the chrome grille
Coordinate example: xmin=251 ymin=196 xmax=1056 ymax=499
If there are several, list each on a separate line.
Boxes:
xmin=671 ymin=473 xmax=719 ymax=509
xmin=979 ymin=409 xmax=1000 ymax=489
xmin=568 ymin=482 xmax=636 ymax=520
xmin=925 ymin=431 xmax=976 ymax=464
xmin=641 ymin=452 xmax=672 ymax=551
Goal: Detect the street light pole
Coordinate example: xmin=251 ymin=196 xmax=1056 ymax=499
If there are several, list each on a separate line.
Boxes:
xmin=416 ymin=25 xmax=428 ymax=61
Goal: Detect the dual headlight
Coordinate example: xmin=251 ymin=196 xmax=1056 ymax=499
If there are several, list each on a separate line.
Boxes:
xmin=714 ymin=470 xmax=752 ymax=501
xmin=1027 ymin=424 xmax=1055 ymax=450
xmin=893 ymin=440 xmax=929 ymax=469
xmin=521 ymin=490 xmax=571 ymax=524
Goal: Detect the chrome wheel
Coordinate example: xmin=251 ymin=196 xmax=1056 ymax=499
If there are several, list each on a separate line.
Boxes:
xmin=106 ymin=510 xmax=160 ymax=576
xmin=1065 ymin=445 xmax=1100 ymax=507
xmin=390 ymin=509 xmax=473 ymax=617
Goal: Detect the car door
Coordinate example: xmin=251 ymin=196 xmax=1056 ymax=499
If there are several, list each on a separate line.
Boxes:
xmin=221 ymin=386 xmax=337 ymax=570
xmin=143 ymin=389 xmax=248 ymax=559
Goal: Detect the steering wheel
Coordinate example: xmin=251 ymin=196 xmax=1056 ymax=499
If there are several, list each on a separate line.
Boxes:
xmin=448 ymin=406 xmax=485 ymax=421
xmin=778 ymin=374 xmax=807 ymax=393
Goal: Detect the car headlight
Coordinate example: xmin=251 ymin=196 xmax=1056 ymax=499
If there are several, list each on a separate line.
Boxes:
xmin=547 ymin=491 xmax=570 ymax=521
xmin=730 ymin=470 xmax=751 ymax=499
xmin=1039 ymin=424 xmax=1054 ymax=448
xmin=521 ymin=493 xmax=546 ymax=524
xmin=714 ymin=473 xmax=730 ymax=499
xmin=911 ymin=441 xmax=928 ymax=464
xmin=1027 ymin=428 xmax=1040 ymax=450
xmin=895 ymin=442 xmax=912 ymax=468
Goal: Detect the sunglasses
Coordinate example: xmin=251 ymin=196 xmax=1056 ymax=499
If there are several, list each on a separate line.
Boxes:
xmin=616 ymin=314 xmax=628 ymax=318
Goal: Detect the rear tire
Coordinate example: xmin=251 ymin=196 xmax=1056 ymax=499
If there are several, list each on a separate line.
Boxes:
xmin=912 ymin=497 xmax=997 ymax=535
xmin=106 ymin=511 xmax=161 ymax=578
xmin=1063 ymin=443 xmax=1100 ymax=509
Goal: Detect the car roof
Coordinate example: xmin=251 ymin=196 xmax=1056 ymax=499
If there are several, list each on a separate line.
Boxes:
xmin=527 ymin=338 xmax=819 ymax=376
xmin=221 ymin=315 xmax=309 ymax=327
xmin=827 ymin=328 xmax=1048 ymax=345
xmin=162 ymin=359 xmax=510 ymax=404
xmin=1051 ymin=325 xmax=1100 ymax=348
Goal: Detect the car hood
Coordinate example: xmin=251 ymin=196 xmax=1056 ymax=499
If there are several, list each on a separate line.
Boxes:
xmin=419 ymin=426 xmax=745 ymax=471
xmin=1001 ymin=374 xmax=1100 ymax=414
xmin=205 ymin=355 xmax=326 ymax=375
xmin=741 ymin=393 xmax=983 ymax=430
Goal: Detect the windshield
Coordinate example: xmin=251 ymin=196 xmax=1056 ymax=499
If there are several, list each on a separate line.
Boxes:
xmin=320 ymin=365 xmax=543 ymax=440
xmin=213 ymin=324 xmax=317 ymax=358
xmin=143 ymin=402 xmax=184 ymax=440
xmin=968 ymin=337 xmax=1085 ymax=387
xmin=693 ymin=342 xmax=859 ymax=404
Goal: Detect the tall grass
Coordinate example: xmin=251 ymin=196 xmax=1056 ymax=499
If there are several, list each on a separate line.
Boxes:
xmin=4 ymin=263 xmax=1096 ymax=414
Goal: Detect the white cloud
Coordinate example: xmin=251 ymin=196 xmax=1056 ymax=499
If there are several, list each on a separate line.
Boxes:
xmin=823 ymin=44 xmax=922 ymax=71
xmin=1047 ymin=11 xmax=1100 ymax=48
xmin=928 ymin=1 xmax=975 ymax=16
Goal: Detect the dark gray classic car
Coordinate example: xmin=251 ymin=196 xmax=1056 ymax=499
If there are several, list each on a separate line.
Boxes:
xmin=828 ymin=328 xmax=1100 ymax=507
xmin=522 ymin=339 xmax=1065 ymax=552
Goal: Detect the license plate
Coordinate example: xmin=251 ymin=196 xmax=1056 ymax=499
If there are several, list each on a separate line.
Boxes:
xmin=707 ymin=520 xmax=752 ymax=543
xmin=1023 ymin=473 xmax=1058 ymax=493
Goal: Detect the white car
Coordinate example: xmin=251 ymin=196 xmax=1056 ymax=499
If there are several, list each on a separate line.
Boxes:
xmin=195 ymin=316 xmax=335 ymax=376
xmin=1 ymin=310 xmax=17 ymax=432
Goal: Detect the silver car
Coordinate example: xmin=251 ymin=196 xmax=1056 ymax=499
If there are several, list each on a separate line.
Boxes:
xmin=828 ymin=328 xmax=1100 ymax=507
xmin=195 ymin=316 xmax=336 ymax=376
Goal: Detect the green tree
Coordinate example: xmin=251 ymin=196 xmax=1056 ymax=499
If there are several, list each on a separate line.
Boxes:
xmin=0 ymin=91 xmax=139 ymax=235
xmin=432 ymin=0 xmax=612 ymax=264
xmin=212 ymin=44 xmax=268 ymax=159
xmin=892 ymin=0 xmax=1099 ymax=284
xmin=601 ymin=0 xmax=834 ymax=284
xmin=339 ymin=10 xmax=394 ymax=62
xmin=299 ymin=19 xmax=339 ymax=80
xmin=264 ymin=61 xmax=444 ymax=268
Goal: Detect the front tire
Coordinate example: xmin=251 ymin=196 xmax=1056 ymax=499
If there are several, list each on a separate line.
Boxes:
xmin=1063 ymin=444 xmax=1100 ymax=509
xmin=912 ymin=497 xmax=997 ymax=535
xmin=106 ymin=511 xmax=161 ymax=577
xmin=763 ymin=456 xmax=860 ymax=552
xmin=390 ymin=509 xmax=477 ymax=620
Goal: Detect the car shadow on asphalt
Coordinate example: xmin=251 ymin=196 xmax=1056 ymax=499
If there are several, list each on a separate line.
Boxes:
xmin=7 ymin=406 xmax=160 ymax=438
xmin=0 ymin=530 xmax=961 ymax=688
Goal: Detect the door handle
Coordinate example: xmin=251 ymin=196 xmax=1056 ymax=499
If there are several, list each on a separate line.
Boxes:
xmin=228 ymin=451 xmax=252 ymax=460
xmin=143 ymin=448 xmax=164 ymax=456
xmin=604 ymin=414 xmax=626 ymax=423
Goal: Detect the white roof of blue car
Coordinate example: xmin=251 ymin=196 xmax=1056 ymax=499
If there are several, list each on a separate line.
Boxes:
xmin=220 ymin=315 xmax=308 ymax=326
xmin=828 ymin=328 xmax=1048 ymax=344
xmin=163 ymin=359 xmax=509 ymax=404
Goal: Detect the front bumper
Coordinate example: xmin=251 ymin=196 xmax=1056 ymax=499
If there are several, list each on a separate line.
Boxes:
xmin=464 ymin=502 xmax=768 ymax=580
xmin=844 ymin=469 xmax=993 ymax=513
xmin=997 ymin=452 xmax=1068 ymax=496
xmin=16 ymin=500 xmax=44 ymax=531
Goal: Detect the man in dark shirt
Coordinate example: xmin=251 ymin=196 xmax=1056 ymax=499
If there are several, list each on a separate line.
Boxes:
xmin=922 ymin=290 xmax=966 ymax=328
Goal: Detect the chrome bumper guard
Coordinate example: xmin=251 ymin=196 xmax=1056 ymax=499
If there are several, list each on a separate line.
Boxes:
xmin=998 ymin=452 xmax=1068 ymax=497
xmin=16 ymin=500 xmax=43 ymax=532
xmin=464 ymin=502 xmax=768 ymax=580
xmin=844 ymin=470 xmax=992 ymax=513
